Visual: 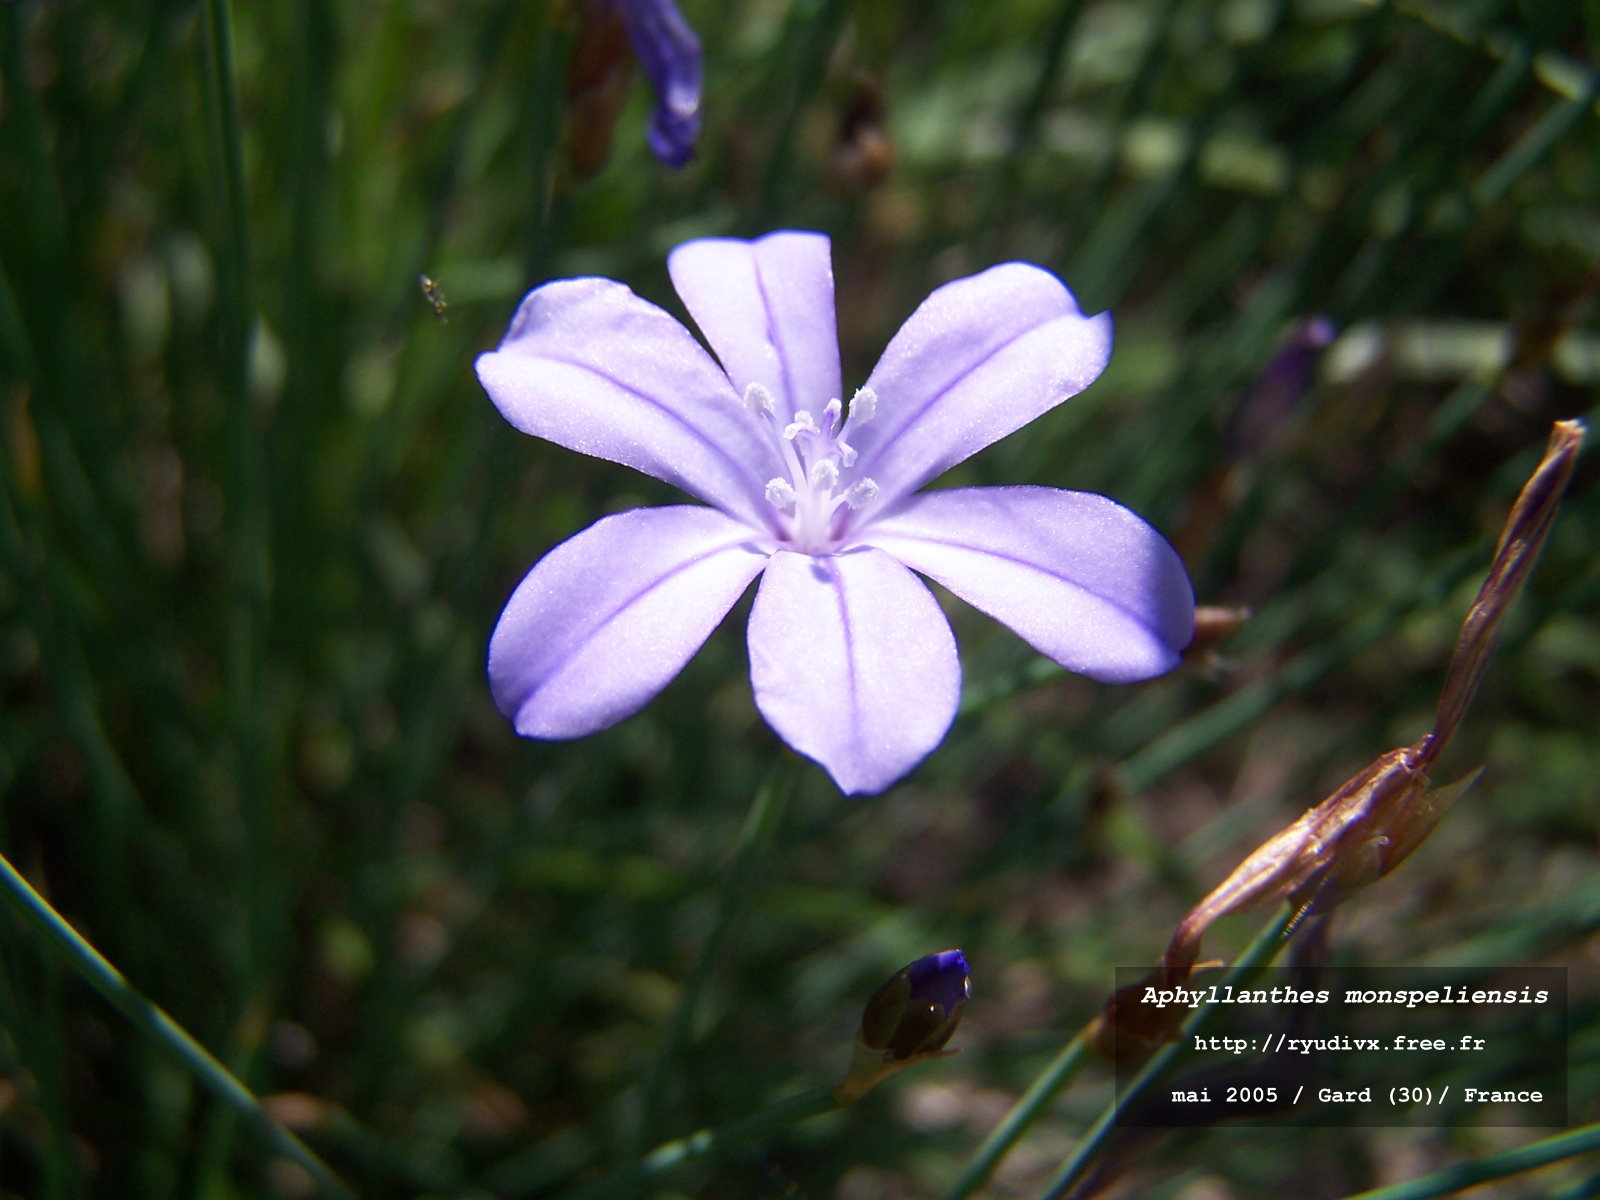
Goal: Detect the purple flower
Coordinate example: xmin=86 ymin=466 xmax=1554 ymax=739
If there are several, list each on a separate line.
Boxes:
xmin=477 ymin=232 xmax=1194 ymax=795
xmin=1228 ymin=315 xmax=1336 ymax=457
xmin=613 ymin=0 xmax=701 ymax=169
xmin=860 ymin=949 xmax=972 ymax=1060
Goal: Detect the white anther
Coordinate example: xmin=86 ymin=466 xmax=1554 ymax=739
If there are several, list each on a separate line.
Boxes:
xmin=823 ymin=397 xmax=843 ymax=429
xmin=765 ymin=478 xmax=797 ymax=508
xmin=837 ymin=439 xmax=858 ymax=468
xmin=808 ymin=458 xmax=839 ymax=489
xmin=744 ymin=382 xmax=775 ymax=415
xmin=784 ymin=411 xmax=819 ymax=440
xmin=849 ymin=386 xmax=877 ymax=424
xmin=843 ymin=478 xmax=879 ymax=509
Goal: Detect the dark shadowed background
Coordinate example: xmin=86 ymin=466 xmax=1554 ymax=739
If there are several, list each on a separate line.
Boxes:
xmin=2 ymin=0 xmax=1597 ymax=1197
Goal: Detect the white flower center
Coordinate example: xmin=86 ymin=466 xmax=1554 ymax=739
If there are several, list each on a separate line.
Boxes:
xmin=744 ymin=382 xmax=879 ymax=554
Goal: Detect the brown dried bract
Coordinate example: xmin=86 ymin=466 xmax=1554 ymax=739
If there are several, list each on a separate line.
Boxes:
xmin=564 ymin=0 xmax=634 ymax=179
xmin=1091 ymin=420 xmax=1585 ymax=1063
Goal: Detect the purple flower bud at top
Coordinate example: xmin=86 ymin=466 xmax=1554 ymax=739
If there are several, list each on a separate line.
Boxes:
xmin=615 ymin=0 xmax=702 ymax=169
xmin=859 ymin=949 xmax=971 ymax=1060
xmin=1228 ymin=315 xmax=1336 ymax=458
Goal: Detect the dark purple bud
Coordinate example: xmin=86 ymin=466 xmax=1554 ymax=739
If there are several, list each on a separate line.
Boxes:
xmin=1228 ymin=316 xmax=1336 ymax=458
xmin=859 ymin=949 xmax=970 ymax=1060
xmin=615 ymin=0 xmax=702 ymax=169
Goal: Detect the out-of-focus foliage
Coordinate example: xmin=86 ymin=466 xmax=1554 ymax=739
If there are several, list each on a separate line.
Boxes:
xmin=1 ymin=0 xmax=1595 ymax=1197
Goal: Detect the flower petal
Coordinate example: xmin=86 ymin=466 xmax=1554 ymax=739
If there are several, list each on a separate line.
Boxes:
xmin=864 ymin=486 xmax=1194 ymax=682
xmin=490 ymin=506 xmax=769 ymax=738
xmin=615 ymin=0 xmax=702 ymax=169
xmin=476 ymin=278 xmax=774 ymax=527
xmin=667 ymin=232 xmax=843 ymax=425
xmin=847 ymin=264 xmax=1112 ymax=510
xmin=748 ymin=547 xmax=959 ymax=795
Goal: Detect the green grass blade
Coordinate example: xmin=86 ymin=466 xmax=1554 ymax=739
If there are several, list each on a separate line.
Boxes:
xmin=0 ymin=851 xmax=355 ymax=1200
xmin=1340 ymin=1122 xmax=1600 ymax=1200
xmin=1038 ymin=909 xmax=1299 ymax=1200
xmin=941 ymin=1029 xmax=1094 ymax=1200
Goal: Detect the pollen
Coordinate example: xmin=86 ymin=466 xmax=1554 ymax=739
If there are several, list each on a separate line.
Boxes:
xmin=849 ymin=386 xmax=877 ymax=423
xmin=744 ymin=381 xmax=776 ymax=414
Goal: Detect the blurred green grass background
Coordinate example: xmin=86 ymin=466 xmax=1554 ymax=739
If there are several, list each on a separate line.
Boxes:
xmin=2 ymin=0 xmax=1598 ymax=1196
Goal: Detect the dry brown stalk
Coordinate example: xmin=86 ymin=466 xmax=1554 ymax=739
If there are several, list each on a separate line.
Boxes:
xmin=1091 ymin=419 xmax=1586 ymax=1061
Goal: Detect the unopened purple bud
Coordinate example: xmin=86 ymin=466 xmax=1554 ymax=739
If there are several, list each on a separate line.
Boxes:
xmin=859 ymin=949 xmax=970 ymax=1059
xmin=615 ymin=0 xmax=702 ymax=169
xmin=1229 ymin=316 xmax=1336 ymax=457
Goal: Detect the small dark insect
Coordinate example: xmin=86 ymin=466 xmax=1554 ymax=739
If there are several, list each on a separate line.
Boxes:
xmin=418 ymin=273 xmax=448 ymax=322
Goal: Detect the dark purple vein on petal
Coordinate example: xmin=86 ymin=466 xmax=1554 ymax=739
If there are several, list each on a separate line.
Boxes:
xmin=828 ymin=557 xmax=867 ymax=768
xmin=870 ymin=528 xmax=1164 ymax=633
xmin=855 ymin=309 xmax=1069 ymax=481
xmin=532 ymin=350 xmax=774 ymax=519
xmin=751 ymin=257 xmax=799 ymax=417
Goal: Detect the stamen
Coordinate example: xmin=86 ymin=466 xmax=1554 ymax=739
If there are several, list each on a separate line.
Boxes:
xmin=744 ymin=382 xmax=775 ymax=414
xmin=740 ymin=384 xmax=886 ymax=553
xmin=784 ymin=411 xmax=819 ymax=440
xmin=849 ymin=386 xmax=877 ymax=424
xmin=765 ymin=478 xmax=797 ymax=508
xmin=843 ymin=478 xmax=879 ymax=509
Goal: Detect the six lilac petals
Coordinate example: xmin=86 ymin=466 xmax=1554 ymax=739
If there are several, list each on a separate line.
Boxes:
xmin=476 ymin=232 xmax=1195 ymax=794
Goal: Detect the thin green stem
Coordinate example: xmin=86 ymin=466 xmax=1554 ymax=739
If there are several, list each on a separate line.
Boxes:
xmin=566 ymin=1087 xmax=838 ymax=1200
xmin=199 ymin=0 xmax=278 ymax=1185
xmin=637 ymin=762 xmax=799 ymax=1148
xmin=1472 ymin=79 xmax=1600 ymax=210
xmin=1119 ymin=546 xmax=1479 ymax=793
xmin=0 ymin=925 xmax=79 ymax=1198
xmin=941 ymin=1030 xmax=1093 ymax=1200
xmin=523 ymin=0 xmax=568 ymax=279
xmin=1 ymin=7 xmax=131 ymax=579
xmin=200 ymin=0 xmax=271 ymax=928
xmin=0 ymin=852 xmax=354 ymax=1200
xmin=200 ymin=0 xmax=252 ymax=377
xmin=981 ymin=0 xmax=1090 ymax=253
xmin=1355 ymin=0 xmax=1600 ymax=114
xmin=0 ymin=484 xmax=141 ymax=921
xmin=1037 ymin=908 xmax=1298 ymax=1200
xmin=1340 ymin=1122 xmax=1600 ymax=1200
xmin=757 ymin=0 xmax=852 ymax=225
xmin=1547 ymin=1167 xmax=1600 ymax=1200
